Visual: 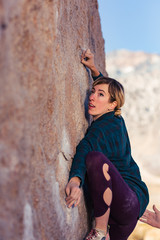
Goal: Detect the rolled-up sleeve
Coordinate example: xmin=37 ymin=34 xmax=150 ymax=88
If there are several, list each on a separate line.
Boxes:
xmin=69 ymin=138 xmax=91 ymax=186
xmin=92 ymin=72 xmax=103 ymax=81
xmin=69 ymin=126 xmax=103 ymax=186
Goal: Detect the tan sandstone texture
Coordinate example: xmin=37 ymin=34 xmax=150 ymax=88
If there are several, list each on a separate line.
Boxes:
xmin=0 ymin=1 xmax=106 ymax=239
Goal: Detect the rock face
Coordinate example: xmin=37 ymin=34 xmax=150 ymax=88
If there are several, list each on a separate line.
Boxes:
xmin=0 ymin=1 xmax=106 ymax=239
xmin=106 ymin=50 xmax=160 ymax=179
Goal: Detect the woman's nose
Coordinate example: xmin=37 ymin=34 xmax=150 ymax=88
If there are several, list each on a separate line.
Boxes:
xmin=89 ymin=93 xmax=95 ymax=101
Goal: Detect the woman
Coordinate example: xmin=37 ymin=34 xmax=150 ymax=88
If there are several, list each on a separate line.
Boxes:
xmin=65 ymin=49 xmax=149 ymax=240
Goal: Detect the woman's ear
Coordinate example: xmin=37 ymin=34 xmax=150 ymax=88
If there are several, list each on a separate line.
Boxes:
xmin=111 ymin=101 xmax=117 ymax=110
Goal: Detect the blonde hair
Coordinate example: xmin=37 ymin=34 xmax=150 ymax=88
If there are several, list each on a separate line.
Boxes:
xmin=93 ymin=76 xmax=125 ymax=116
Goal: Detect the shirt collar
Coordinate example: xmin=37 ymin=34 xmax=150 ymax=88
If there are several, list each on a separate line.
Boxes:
xmin=93 ymin=111 xmax=115 ymax=123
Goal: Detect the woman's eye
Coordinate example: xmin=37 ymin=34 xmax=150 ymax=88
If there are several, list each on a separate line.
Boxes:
xmin=99 ymin=93 xmax=104 ymax=96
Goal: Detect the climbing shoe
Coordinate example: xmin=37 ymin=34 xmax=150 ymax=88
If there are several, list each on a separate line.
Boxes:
xmin=85 ymin=228 xmax=108 ymax=240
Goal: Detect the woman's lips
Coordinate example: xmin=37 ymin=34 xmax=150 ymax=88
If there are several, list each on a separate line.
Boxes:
xmin=88 ymin=103 xmax=95 ymax=109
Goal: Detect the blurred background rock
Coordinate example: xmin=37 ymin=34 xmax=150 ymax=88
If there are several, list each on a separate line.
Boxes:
xmin=106 ymin=49 xmax=160 ymax=239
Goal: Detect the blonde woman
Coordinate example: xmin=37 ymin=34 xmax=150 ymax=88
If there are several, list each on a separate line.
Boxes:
xmin=65 ymin=49 xmax=149 ymax=240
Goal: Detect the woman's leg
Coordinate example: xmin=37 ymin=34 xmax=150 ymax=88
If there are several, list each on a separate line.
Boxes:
xmin=86 ymin=151 xmax=140 ymax=240
xmin=86 ymin=152 xmax=112 ymax=234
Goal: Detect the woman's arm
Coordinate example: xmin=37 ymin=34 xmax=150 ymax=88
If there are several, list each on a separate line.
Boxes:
xmin=66 ymin=124 xmax=104 ymax=208
xmin=65 ymin=136 xmax=92 ymax=208
xmin=81 ymin=49 xmax=100 ymax=77
xmin=139 ymin=205 xmax=160 ymax=229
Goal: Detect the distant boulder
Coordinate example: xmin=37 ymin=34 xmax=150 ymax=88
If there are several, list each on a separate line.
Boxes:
xmin=106 ymin=50 xmax=160 ymax=178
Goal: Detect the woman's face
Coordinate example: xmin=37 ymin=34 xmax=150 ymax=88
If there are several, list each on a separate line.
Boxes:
xmin=88 ymin=84 xmax=116 ymax=120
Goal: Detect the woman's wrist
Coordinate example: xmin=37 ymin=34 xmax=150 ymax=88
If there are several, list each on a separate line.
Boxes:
xmin=90 ymin=66 xmax=100 ymax=77
xmin=69 ymin=177 xmax=81 ymax=187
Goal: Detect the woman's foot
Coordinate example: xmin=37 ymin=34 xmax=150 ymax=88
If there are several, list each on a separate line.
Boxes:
xmin=85 ymin=228 xmax=108 ymax=240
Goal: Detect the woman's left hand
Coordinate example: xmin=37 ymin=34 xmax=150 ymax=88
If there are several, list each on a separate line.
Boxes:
xmin=81 ymin=49 xmax=95 ymax=69
xmin=81 ymin=49 xmax=100 ymax=77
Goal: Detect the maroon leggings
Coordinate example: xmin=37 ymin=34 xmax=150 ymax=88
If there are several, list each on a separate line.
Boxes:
xmin=86 ymin=151 xmax=140 ymax=240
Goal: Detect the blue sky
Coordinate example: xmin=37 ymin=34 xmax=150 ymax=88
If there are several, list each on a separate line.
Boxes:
xmin=98 ymin=0 xmax=160 ymax=54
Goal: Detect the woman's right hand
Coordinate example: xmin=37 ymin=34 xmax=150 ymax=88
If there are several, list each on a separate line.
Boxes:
xmin=65 ymin=177 xmax=82 ymax=208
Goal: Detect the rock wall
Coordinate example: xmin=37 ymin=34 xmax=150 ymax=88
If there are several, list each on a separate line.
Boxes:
xmin=0 ymin=1 xmax=106 ymax=239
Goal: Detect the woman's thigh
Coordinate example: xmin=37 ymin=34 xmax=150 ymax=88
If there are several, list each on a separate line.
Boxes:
xmin=109 ymin=183 xmax=139 ymax=239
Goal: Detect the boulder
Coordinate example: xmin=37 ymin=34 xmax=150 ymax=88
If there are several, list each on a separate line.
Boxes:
xmin=0 ymin=1 xmax=106 ymax=239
